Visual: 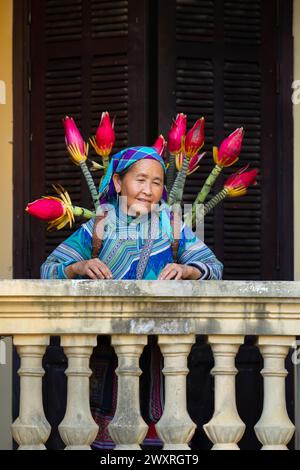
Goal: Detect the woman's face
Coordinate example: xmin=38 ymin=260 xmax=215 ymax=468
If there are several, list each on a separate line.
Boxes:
xmin=113 ymin=159 xmax=164 ymax=215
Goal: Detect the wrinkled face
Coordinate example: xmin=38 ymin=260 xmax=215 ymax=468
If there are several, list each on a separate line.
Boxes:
xmin=112 ymin=159 xmax=164 ymax=215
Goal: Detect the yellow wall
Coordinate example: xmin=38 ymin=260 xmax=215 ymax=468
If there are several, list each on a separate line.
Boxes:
xmin=0 ymin=0 xmax=13 ymax=450
xmin=295 ymin=1 xmax=300 ymax=281
xmin=0 ymin=0 xmax=13 ymax=279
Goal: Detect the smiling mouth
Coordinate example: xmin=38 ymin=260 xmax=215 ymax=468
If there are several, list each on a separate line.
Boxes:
xmin=137 ymin=198 xmax=151 ymax=203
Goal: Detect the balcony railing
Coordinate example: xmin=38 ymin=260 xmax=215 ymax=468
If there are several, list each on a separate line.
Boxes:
xmin=0 ymin=280 xmax=299 ymax=450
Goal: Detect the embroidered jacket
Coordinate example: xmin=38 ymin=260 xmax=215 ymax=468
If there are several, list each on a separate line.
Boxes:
xmin=41 ymin=201 xmax=223 ymax=280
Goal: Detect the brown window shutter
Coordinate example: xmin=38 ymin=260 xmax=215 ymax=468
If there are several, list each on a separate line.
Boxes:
xmin=158 ymin=0 xmax=293 ymax=280
xmin=14 ymin=0 xmax=293 ymax=280
xmin=28 ymin=0 xmax=148 ymax=278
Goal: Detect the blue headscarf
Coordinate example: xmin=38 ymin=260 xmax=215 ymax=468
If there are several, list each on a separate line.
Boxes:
xmin=99 ymin=146 xmax=168 ymax=203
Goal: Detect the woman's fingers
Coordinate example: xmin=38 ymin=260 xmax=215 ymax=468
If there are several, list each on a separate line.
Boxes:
xmin=94 ymin=259 xmax=113 ymax=279
xmin=164 ymin=274 xmax=174 ymax=280
xmin=158 ymin=264 xmax=172 ymax=280
xmin=91 ymin=266 xmax=105 ymax=279
xmin=158 ymin=269 xmax=167 ymax=280
xmin=86 ymin=268 xmax=98 ymax=280
xmin=84 ymin=259 xmax=113 ymax=279
xmin=159 ymin=266 xmax=177 ymax=280
xmin=158 ymin=264 xmax=184 ymax=280
xmin=100 ymin=264 xmax=113 ymax=279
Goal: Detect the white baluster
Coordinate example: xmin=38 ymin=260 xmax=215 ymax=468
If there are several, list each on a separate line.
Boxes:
xmin=59 ymin=335 xmax=98 ymax=450
xmin=11 ymin=335 xmax=51 ymax=450
xmin=156 ymin=335 xmax=196 ymax=450
xmin=108 ymin=335 xmax=148 ymax=450
xmin=254 ymin=336 xmax=295 ymax=450
xmin=204 ymin=335 xmax=245 ymax=450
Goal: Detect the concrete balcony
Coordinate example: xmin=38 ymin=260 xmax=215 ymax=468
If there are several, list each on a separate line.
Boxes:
xmin=0 ymin=280 xmax=299 ymax=450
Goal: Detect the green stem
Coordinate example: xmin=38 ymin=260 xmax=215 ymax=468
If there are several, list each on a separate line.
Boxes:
xmin=166 ymin=154 xmax=177 ymax=194
xmin=184 ymin=206 xmax=199 ymax=229
xmin=195 ymin=164 xmax=222 ymax=205
xmin=80 ymin=161 xmax=100 ymax=210
xmin=204 ymin=188 xmax=228 ymax=215
xmin=102 ymin=156 xmax=110 ymax=175
xmin=189 ymin=164 xmax=222 ymax=227
xmin=72 ymin=206 xmax=96 ymax=219
xmin=168 ymin=158 xmax=189 ymax=205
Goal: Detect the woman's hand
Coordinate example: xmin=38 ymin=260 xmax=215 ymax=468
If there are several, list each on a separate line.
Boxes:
xmin=66 ymin=259 xmax=113 ymax=279
xmin=158 ymin=263 xmax=202 ymax=280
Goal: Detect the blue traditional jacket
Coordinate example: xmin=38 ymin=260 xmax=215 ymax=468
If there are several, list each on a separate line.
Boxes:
xmin=41 ymin=201 xmax=223 ymax=280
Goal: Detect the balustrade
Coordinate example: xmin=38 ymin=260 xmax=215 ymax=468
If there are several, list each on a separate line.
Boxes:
xmin=0 ymin=280 xmax=298 ymax=450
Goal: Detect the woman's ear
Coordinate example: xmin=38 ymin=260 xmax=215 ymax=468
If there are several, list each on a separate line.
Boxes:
xmin=112 ymin=174 xmax=122 ymax=194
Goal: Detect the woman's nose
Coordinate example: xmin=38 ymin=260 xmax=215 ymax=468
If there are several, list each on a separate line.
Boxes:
xmin=142 ymin=182 xmax=152 ymax=195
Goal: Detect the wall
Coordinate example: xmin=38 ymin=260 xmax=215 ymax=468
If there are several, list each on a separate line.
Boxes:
xmin=0 ymin=0 xmax=13 ymax=450
xmin=294 ymin=1 xmax=300 ymax=281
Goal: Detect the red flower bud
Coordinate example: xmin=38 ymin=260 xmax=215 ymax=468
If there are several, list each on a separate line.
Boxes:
xmin=184 ymin=117 xmax=205 ymax=158
xmin=214 ymin=127 xmax=244 ymax=167
xmin=168 ymin=113 xmax=187 ymax=154
xmin=63 ymin=116 xmax=88 ymax=165
xmin=91 ymin=111 xmax=115 ymax=158
xmin=224 ymin=165 xmax=258 ymax=197
xmin=188 ymin=152 xmax=206 ymax=175
xmin=26 ymin=198 xmax=65 ymax=221
xmin=153 ymin=134 xmax=167 ymax=157
xmin=63 ymin=116 xmax=85 ymax=154
xmin=26 ymin=185 xmax=75 ymax=230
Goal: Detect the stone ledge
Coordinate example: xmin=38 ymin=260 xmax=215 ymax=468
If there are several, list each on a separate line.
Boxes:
xmin=0 ymin=281 xmax=299 ymax=336
xmin=0 ymin=280 xmax=300 ymax=298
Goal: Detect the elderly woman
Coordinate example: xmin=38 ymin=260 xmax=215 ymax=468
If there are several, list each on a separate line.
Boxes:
xmin=41 ymin=146 xmax=223 ymax=282
xmin=41 ymin=145 xmax=223 ymax=448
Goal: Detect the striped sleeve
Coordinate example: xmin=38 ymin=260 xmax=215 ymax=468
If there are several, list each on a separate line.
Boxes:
xmin=176 ymin=222 xmax=223 ymax=280
xmin=40 ymin=219 xmax=94 ymax=279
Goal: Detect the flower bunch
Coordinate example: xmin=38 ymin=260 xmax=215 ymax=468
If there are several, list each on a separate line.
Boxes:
xmin=151 ymin=116 xmax=256 ymax=229
xmin=26 ymin=109 xmax=257 ymax=235
xmin=167 ymin=115 xmax=205 ymax=204
xmin=27 ymin=112 xmax=116 ymax=228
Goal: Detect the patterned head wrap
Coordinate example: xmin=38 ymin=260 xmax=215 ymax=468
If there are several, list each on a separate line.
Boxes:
xmin=98 ymin=146 xmax=168 ymax=203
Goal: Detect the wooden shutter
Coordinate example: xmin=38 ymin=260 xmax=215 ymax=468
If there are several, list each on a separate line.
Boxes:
xmin=26 ymin=0 xmax=148 ymax=278
xmin=158 ymin=0 xmax=293 ymax=280
xmin=14 ymin=0 xmax=293 ymax=280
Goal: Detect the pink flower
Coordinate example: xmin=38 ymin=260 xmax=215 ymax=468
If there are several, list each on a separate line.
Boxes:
xmin=188 ymin=152 xmax=206 ymax=175
xmin=168 ymin=113 xmax=187 ymax=154
xmin=63 ymin=116 xmax=85 ymax=154
xmin=63 ymin=116 xmax=87 ymax=165
xmin=26 ymin=185 xmax=75 ymax=230
xmin=184 ymin=117 xmax=205 ymax=158
xmin=214 ymin=127 xmax=244 ymax=168
xmin=153 ymin=134 xmax=167 ymax=157
xmin=224 ymin=165 xmax=258 ymax=197
xmin=91 ymin=111 xmax=115 ymax=158
xmin=26 ymin=198 xmax=65 ymax=221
